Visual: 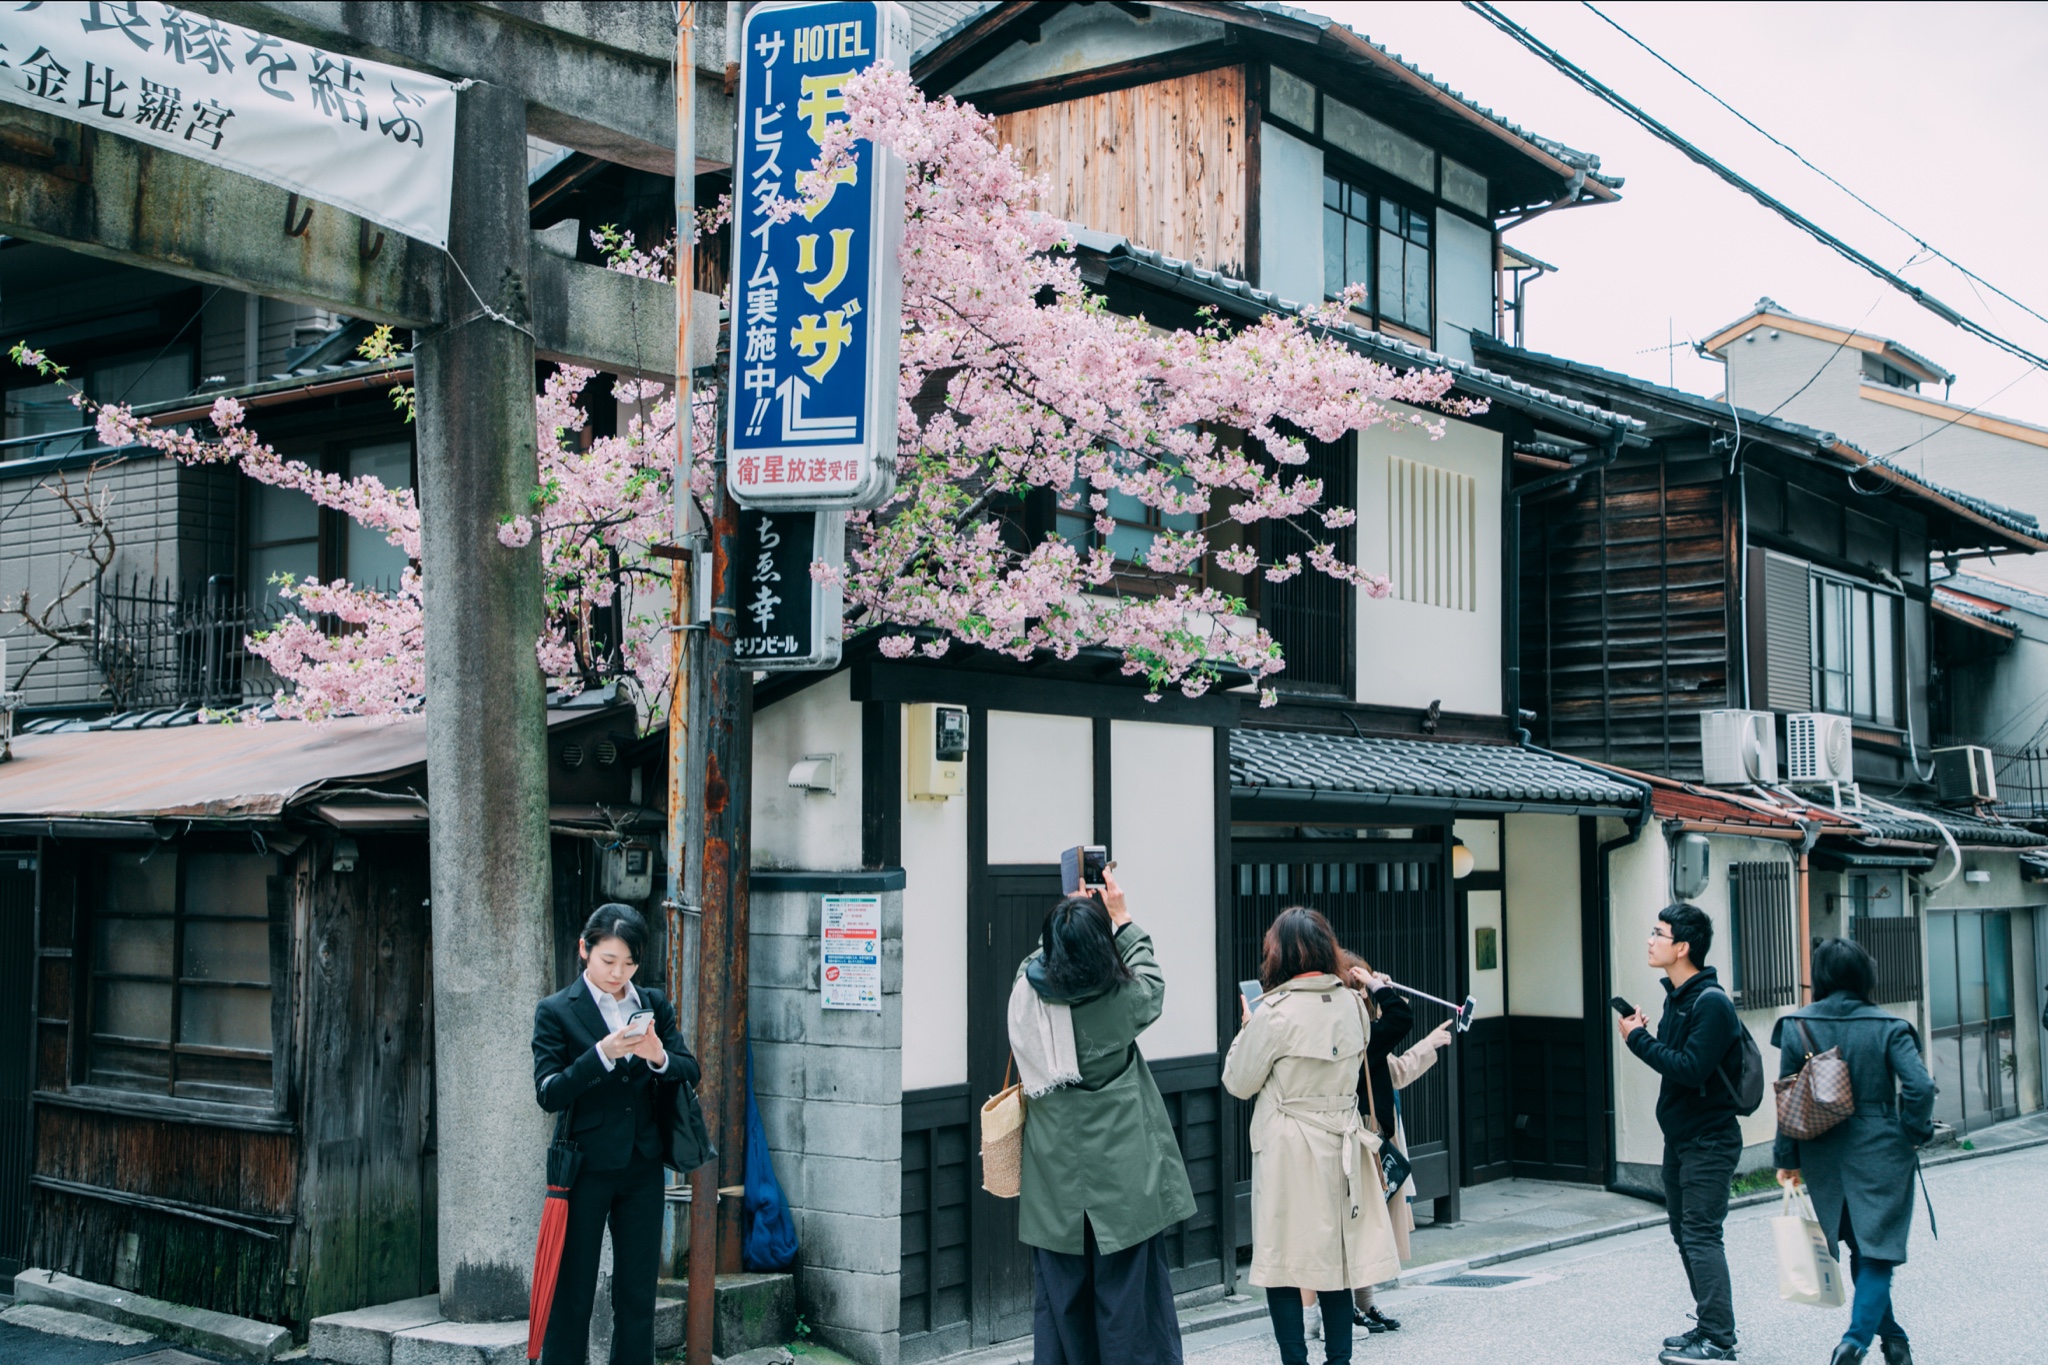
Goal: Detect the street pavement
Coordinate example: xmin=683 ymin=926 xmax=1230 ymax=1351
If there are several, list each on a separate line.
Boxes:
xmin=1 ymin=1144 xmax=2039 ymax=1365
xmin=1184 ymin=1142 xmax=2047 ymax=1365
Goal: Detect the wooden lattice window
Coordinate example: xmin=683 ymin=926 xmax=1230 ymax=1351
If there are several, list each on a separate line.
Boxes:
xmin=1729 ymin=861 xmax=1798 ymax=1010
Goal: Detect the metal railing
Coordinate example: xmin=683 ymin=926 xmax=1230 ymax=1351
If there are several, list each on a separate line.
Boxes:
xmin=1992 ymin=749 xmax=2048 ymax=822
xmin=1732 ymin=861 xmax=1801 ymax=1010
xmin=91 ymin=575 xmax=288 ymax=712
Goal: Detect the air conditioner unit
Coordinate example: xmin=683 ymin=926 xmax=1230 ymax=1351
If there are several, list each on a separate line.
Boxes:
xmin=1700 ymin=709 xmax=1779 ymax=785
xmin=1933 ymin=745 xmax=1997 ymax=804
xmin=1787 ymin=713 xmax=1854 ymax=784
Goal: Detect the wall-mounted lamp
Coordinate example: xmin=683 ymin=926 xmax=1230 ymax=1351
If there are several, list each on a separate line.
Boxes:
xmin=333 ymin=837 xmax=359 ymax=874
xmin=1450 ymin=837 xmax=1474 ymax=880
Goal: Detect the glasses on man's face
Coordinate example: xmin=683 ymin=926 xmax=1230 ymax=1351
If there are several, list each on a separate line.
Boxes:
xmin=1648 ymin=927 xmax=1674 ymax=942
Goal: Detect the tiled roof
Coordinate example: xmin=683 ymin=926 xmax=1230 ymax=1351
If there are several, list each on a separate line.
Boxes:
xmin=914 ymin=3 xmax=1617 ymax=196
xmin=1233 ymin=2 xmax=1617 ymax=187
xmin=1841 ymin=800 xmax=2046 ymax=850
xmin=1932 ymin=587 xmax=2017 ymax=636
xmin=1071 ymin=229 xmax=1642 ymax=437
xmin=1945 ymin=572 xmax=2048 ymax=621
xmin=1708 ymin=297 xmax=1953 ymax=384
xmin=1472 ymin=338 xmax=2046 ymax=546
xmin=1231 ymin=730 xmax=1647 ymax=813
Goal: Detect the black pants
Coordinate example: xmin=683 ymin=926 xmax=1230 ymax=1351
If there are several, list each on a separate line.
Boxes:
xmin=1662 ymin=1124 xmax=1741 ymax=1348
xmin=1031 ymin=1223 xmax=1182 ymax=1365
xmin=1267 ymin=1288 xmax=1351 ymax=1365
xmin=542 ymin=1152 xmax=666 ymax=1365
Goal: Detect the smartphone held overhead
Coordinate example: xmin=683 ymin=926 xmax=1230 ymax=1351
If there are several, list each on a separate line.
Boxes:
xmin=1060 ymin=845 xmax=1112 ymax=896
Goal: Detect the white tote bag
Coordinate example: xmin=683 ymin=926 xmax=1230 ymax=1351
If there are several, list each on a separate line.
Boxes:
xmin=1773 ymin=1186 xmax=1848 ymax=1307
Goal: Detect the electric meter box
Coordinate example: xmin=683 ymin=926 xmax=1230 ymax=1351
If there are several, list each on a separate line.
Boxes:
xmin=908 ymin=703 xmax=969 ymax=800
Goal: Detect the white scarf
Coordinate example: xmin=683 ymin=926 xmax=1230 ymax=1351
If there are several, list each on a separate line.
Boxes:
xmin=1006 ymin=974 xmax=1082 ymax=1097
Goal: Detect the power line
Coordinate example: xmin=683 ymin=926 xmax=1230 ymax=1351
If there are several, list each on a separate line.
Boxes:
xmin=1580 ymin=1 xmax=2048 ymax=339
xmin=1463 ymin=1 xmax=2048 ymax=379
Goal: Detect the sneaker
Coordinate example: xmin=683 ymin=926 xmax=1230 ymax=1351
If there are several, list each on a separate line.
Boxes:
xmin=1658 ymin=1339 xmax=1736 ymax=1363
xmin=1362 ymin=1306 xmax=1400 ymax=1332
xmin=1879 ymin=1340 xmax=1912 ymax=1365
xmin=1351 ymin=1309 xmax=1384 ymax=1335
xmin=1828 ymin=1344 xmax=1865 ymax=1365
xmin=1663 ymin=1327 xmax=1704 ymax=1350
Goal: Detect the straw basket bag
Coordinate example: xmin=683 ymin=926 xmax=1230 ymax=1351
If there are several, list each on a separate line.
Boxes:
xmin=981 ymin=1055 xmax=1026 ymax=1198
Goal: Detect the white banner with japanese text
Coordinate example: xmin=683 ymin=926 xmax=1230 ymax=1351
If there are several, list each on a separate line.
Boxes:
xmin=0 ymin=2 xmax=457 ymax=246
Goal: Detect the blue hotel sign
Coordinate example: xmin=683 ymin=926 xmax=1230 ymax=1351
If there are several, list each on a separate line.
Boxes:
xmin=727 ymin=1 xmax=908 ymax=510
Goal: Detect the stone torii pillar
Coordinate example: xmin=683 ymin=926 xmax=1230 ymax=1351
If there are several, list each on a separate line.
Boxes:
xmin=414 ymin=79 xmax=555 ymax=1323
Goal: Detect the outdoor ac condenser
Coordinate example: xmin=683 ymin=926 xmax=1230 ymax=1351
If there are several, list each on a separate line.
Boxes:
xmin=1699 ymin=709 xmax=1778 ymax=785
xmin=1933 ymin=745 xmax=1998 ymax=803
xmin=1786 ymin=712 xmax=1854 ymax=784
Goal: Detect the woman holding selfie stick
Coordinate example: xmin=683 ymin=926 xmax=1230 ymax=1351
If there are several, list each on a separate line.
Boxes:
xmin=1225 ymin=908 xmax=1400 ymax=1365
xmin=1011 ymin=867 xmax=1195 ymax=1365
xmin=532 ymin=904 xmax=697 ymax=1365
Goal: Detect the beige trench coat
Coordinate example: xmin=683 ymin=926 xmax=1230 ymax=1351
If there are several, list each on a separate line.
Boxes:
xmin=1222 ymin=974 xmax=1401 ymax=1291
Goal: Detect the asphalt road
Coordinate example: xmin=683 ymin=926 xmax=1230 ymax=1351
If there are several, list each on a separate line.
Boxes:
xmin=1185 ymin=1142 xmax=2048 ymax=1365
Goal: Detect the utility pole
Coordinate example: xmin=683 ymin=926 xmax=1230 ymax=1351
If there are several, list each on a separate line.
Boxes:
xmin=669 ymin=8 xmax=754 ymax=1364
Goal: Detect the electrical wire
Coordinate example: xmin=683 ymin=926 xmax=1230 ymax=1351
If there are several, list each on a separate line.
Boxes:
xmin=1580 ymin=2 xmax=2048 ymax=339
xmin=1462 ymin=2 xmax=2048 ymax=377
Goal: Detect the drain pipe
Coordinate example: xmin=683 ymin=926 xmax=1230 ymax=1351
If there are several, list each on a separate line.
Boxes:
xmin=1507 ymin=423 xmax=1631 ymax=742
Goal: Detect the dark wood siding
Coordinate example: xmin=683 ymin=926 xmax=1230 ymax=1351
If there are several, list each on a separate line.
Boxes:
xmin=1521 ymin=449 xmax=1731 ymax=777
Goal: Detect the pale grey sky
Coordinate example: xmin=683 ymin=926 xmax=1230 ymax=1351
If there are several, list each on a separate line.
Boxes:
xmin=1300 ymin=1 xmax=2048 ymax=429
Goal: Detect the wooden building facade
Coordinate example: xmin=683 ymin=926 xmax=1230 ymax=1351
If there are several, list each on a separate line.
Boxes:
xmin=0 ymin=701 xmax=662 ymax=1334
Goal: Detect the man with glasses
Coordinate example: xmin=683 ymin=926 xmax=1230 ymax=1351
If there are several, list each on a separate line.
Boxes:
xmin=1619 ymin=903 xmax=1744 ymax=1363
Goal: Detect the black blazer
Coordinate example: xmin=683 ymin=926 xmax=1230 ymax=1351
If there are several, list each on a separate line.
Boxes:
xmin=533 ymin=980 xmax=699 ymax=1172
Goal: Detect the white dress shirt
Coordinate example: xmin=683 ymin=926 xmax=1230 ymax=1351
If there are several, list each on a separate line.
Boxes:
xmin=586 ymin=975 xmax=669 ymax=1075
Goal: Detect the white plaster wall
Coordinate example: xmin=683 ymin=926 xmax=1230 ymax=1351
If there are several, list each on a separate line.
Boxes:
xmin=1608 ymin=828 xmax=1793 ymax=1165
xmin=1503 ymin=813 xmax=1581 ymax=1018
xmin=985 ymin=712 xmax=1094 ymax=862
xmin=952 ymin=6 xmax=1225 ymax=96
xmin=749 ymin=672 xmax=862 ymax=871
xmin=1111 ymin=720 xmax=1217 ymax=1060
xmin=1453 ymin=817 xmax=1501 ymax=872
xmin=1433 ymin=210 xmax=1494 ymax=365
xmin=1258 ymin=122 xmax=1324 ymax=309
xmin=901 ymin=706 xmax=969 ymax=1091
xmin=1466 ymin=889 xmax=1505 ymax=1020
xmin=1354 ymin=410 xmax=1504 ymax=714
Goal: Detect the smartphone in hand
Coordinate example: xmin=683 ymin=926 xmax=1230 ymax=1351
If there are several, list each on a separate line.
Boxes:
xmin=1239 ymin=979 xmax=1266 ymax=1013
xmin=1608 ymin=996 xmax=1634 ymax=1017
xmin=623 ymin=1009 xmax=654 ymax=1039
xmin=1061 ymin=845 xmax=1110 ymax=896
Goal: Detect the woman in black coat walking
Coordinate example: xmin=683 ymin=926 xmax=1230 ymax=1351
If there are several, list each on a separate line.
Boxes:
xmin=1773 ymin=938 xmax=1935 ymax=1365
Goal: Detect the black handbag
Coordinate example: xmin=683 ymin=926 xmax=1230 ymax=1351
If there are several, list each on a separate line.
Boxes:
xmin=666 ymin=1076 xmax=717 ymax=1175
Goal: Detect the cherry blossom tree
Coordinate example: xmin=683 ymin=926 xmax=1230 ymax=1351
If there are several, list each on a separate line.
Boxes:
xmin=31 ymin=65 xmax=1468 ymax=722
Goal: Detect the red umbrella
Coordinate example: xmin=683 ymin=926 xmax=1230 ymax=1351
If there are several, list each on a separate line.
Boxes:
xmin=527 ymin=1140 xmax=584 ymax=1361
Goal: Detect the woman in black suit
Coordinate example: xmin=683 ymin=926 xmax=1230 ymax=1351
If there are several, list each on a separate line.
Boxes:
xmin=532 ymin=903 xmax=696 ymax=1365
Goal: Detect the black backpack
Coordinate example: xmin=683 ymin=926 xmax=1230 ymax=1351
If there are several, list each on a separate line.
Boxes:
xmin=1704 ymin=983 xmax=1765 ymax=1116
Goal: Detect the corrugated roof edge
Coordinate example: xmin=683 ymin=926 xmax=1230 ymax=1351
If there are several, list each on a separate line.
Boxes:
xmin=1068 ymin=228 xmax=1642 ymax=436
xmin=1473 ymin=336 xmax=2046 ymax=546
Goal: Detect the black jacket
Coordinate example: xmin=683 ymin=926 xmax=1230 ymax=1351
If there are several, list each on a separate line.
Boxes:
xmin=532 ymin=980 xmax=698 ymax=1171
xmin=1626 ymin=966 xmax=1742 ymax=1142
xmin=1358 ymin=986 xmax=1413 ymax=1131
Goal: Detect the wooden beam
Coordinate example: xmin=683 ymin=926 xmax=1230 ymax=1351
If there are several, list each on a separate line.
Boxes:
xmin=0 ymin=105 xmax=444 ymax=325
xmin=0 ymin=106 xmax=693 ymax=376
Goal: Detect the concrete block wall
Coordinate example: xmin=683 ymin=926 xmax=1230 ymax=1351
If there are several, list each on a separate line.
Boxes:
xmin=749 ymin=880 xmax=903 ymax=1365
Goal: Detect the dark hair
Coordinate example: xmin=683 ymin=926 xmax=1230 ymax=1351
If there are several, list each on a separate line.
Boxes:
xmin=582 ymin=903 xmax=648 ymax=964
xmin=1811 ymin=937 xmax=1878 ymax=1003
xmin=1658 ymin=902 xmax=1713 ymax=969
xmin=1259 ymin=906 xmax=1342 ymax=991
xmin=1337 ymin=947 xmax=1379 ymax=1017
xmin=1040 ymin=895 xmax=1131 ymax=998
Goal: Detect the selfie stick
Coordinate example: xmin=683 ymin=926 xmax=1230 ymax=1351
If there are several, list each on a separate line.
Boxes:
xmin=1381 ymin=981 xmax=1478 ymax=1033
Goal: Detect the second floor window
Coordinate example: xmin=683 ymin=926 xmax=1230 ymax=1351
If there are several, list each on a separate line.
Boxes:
xmin=245 ymin=435 xmax=416 ymax=599
xmin=1813 ymin=575 xmax=1899 ymax=726
xmin=1323 ymin=175 xmax=1432 ymax=336
xmin=1054 ymin=476 xmax=1201 ymax=571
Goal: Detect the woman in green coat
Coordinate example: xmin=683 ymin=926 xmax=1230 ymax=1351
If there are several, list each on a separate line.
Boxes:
xmin=1010 ymin=868 xmax=1196 ymax=1365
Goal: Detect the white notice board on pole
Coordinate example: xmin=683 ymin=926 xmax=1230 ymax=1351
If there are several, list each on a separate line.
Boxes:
xmin=820 ymin=893 xmax=881 ymax=1012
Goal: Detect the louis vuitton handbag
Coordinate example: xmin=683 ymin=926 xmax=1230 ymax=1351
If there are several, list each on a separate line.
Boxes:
xmin=1774 ymin=1018 xmax=1855 ymax=1140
